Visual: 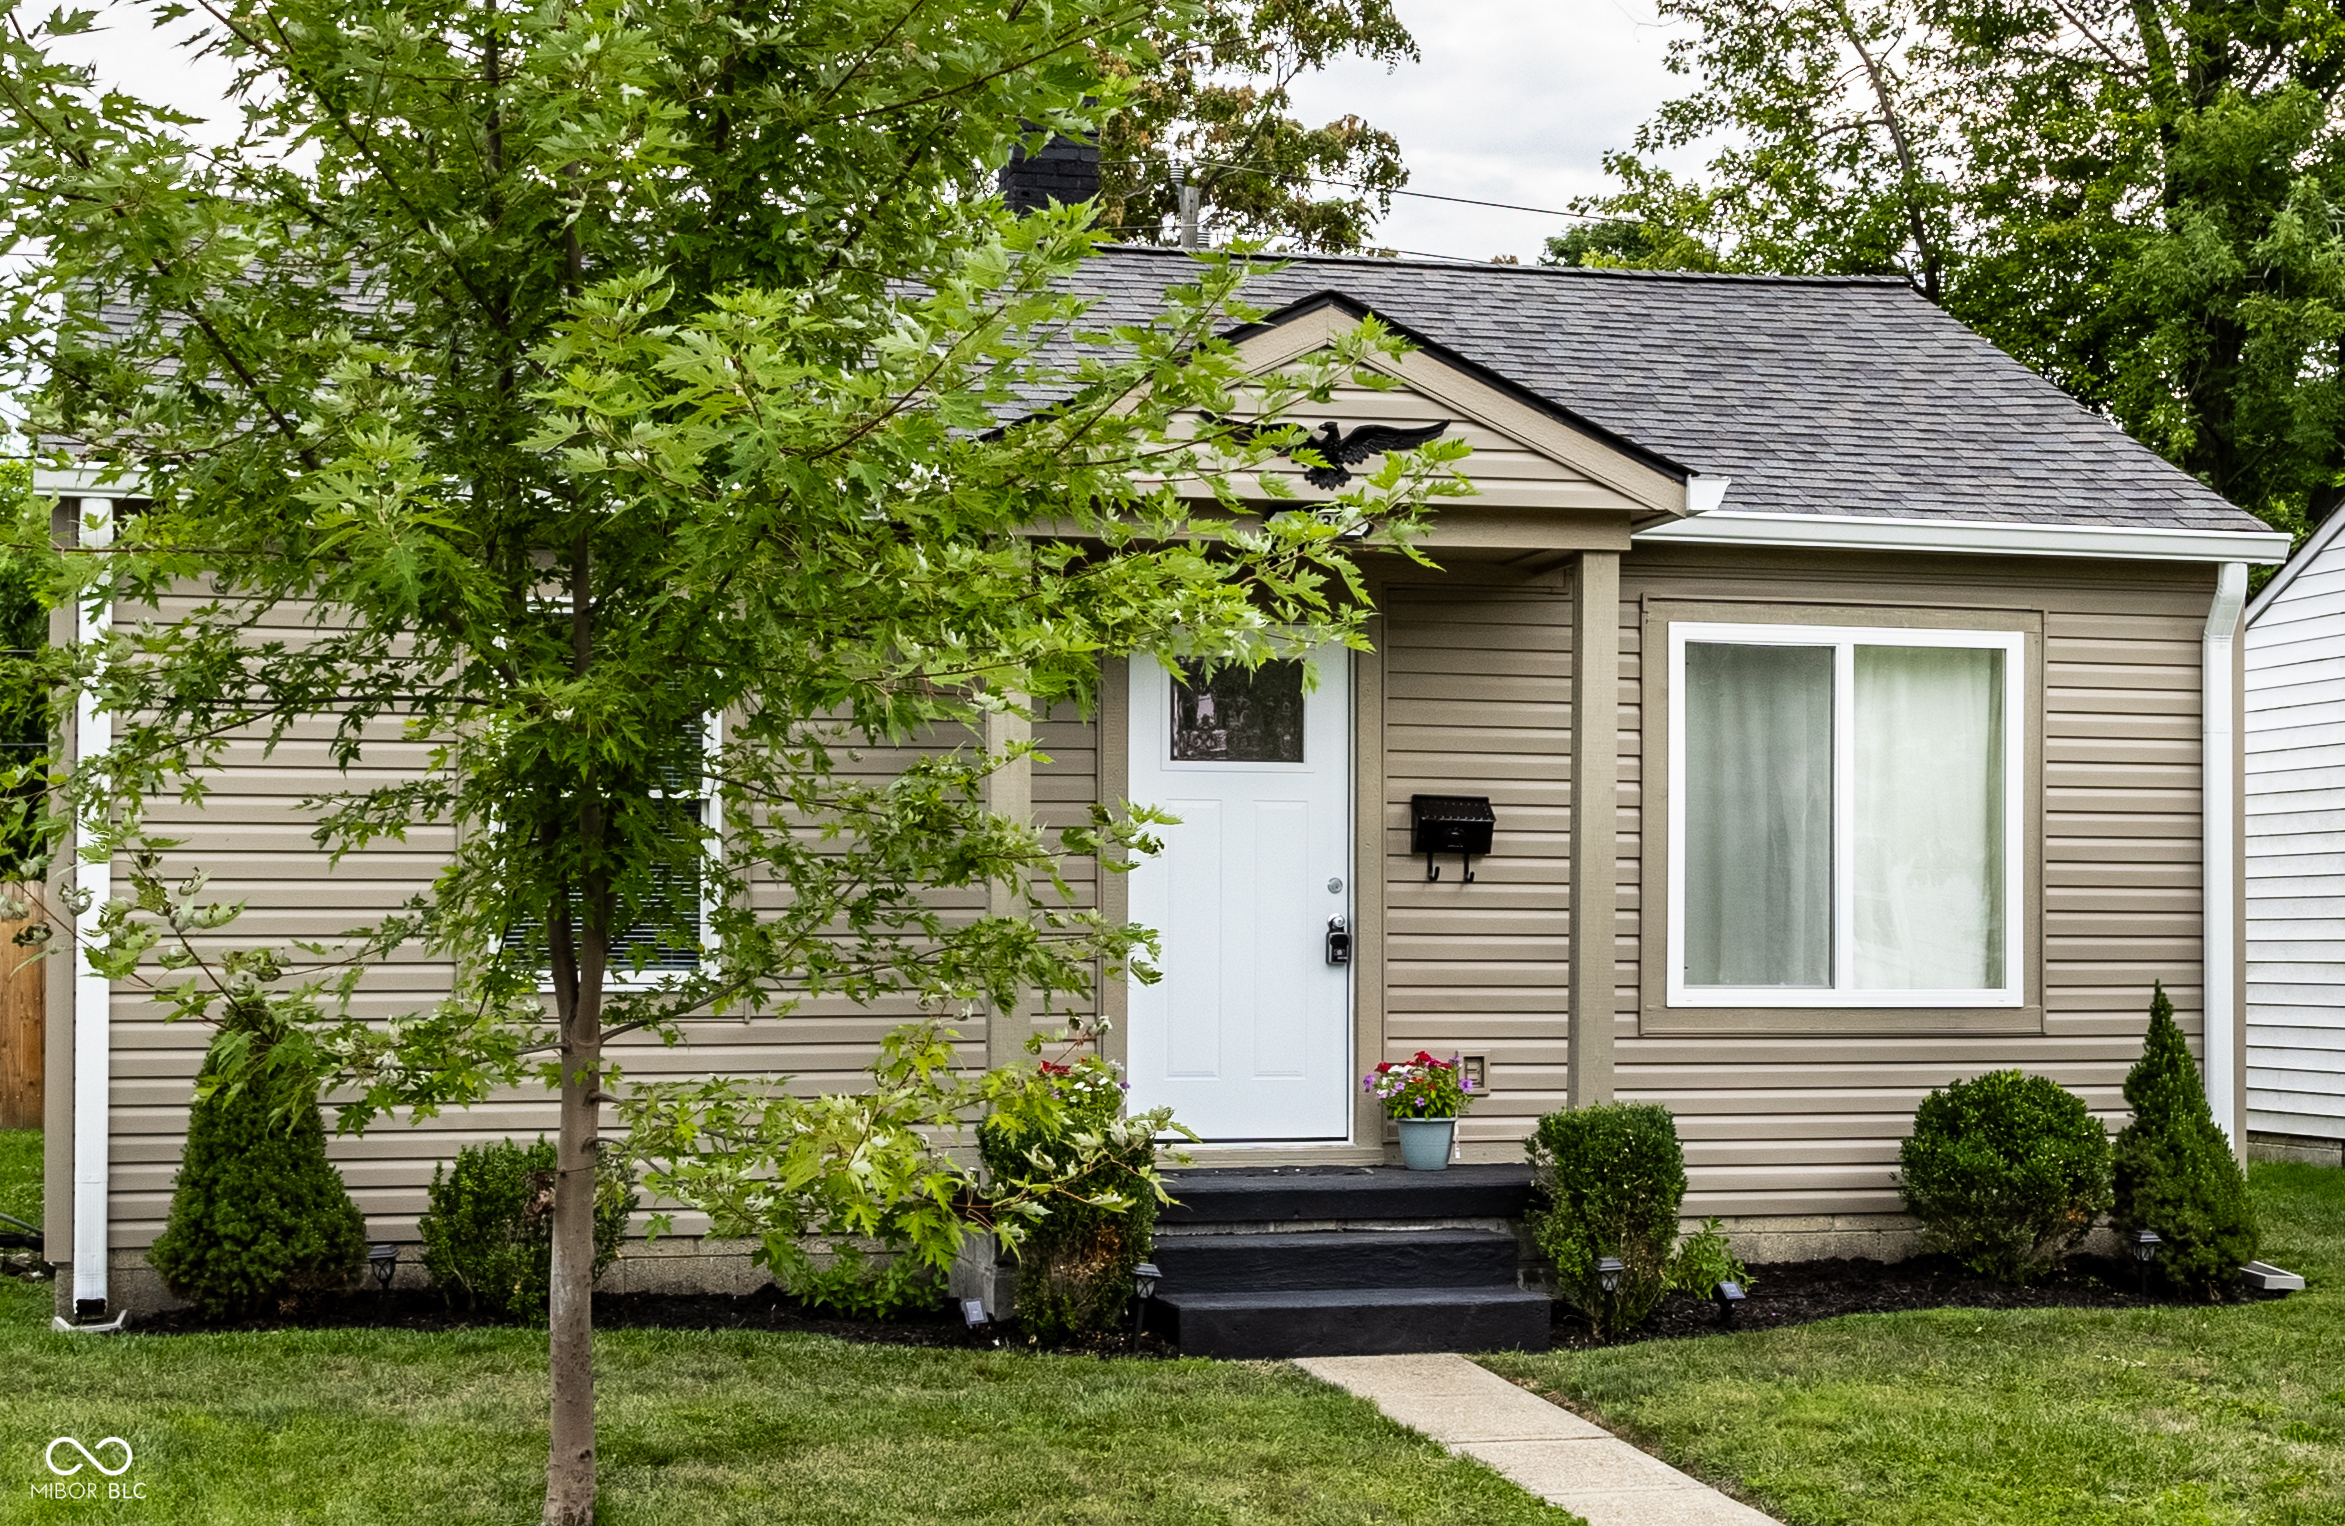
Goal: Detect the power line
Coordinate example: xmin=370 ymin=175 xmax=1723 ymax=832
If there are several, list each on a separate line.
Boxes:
xmin=1385 ymin=188 xmax=1603 ymax=220
xmin=1100 ymin=156 xmax=1611 ymax=224
xmin=1380 ymin=247 xmax=1509 ymax=265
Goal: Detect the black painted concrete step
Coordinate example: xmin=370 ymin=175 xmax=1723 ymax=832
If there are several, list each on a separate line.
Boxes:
xmin=1155 ymin=1285 xmax=1552 ymax=1359
xmin=1160 ymin=1164 xmax=1535 ymax=1225
xmin=1151 ymin=1229 xmax=1521 ymax=1294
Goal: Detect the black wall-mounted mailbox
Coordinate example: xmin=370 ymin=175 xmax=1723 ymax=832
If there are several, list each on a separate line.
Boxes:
xmin=1410 ymin=794 xmax=1495 ymax=883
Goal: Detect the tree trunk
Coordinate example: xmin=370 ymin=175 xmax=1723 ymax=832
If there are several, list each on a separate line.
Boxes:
xmin=542 ymin=899 xmax=605 ymax=1526
xmin=545 ymin=520 xmax=605 ymax=1525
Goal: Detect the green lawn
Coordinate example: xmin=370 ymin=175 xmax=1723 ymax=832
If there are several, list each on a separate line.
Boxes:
xmin=18 ymin=1131 xmax=2345 ymax=1526
xmin=0 ymin=1129 xmax=38 ymax=1231
xmin=0 ymin=1130 xmax=1568 ymax=1525
xmin=1481 ymin=1162 xmax=2345 ymax=1526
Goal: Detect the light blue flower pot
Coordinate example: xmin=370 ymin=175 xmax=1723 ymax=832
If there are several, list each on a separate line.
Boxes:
xmin=1397 ymin=1117 xmax=1456 ymax=1171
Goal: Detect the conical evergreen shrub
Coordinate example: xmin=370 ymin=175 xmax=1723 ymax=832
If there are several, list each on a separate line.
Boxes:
xmin=148 ymin=1001 xmax=367 ymax=1316
xmin=2112 ymin=982 xmax=2258 ymax=1298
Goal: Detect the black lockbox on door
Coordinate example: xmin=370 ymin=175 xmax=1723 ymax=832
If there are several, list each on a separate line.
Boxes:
xmin=1409 ymin=794 xmax=1495 ymax=882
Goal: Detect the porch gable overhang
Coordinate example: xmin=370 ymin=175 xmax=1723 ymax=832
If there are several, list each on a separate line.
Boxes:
xmin=1199 ymin=293 xmax=1708 ymax=556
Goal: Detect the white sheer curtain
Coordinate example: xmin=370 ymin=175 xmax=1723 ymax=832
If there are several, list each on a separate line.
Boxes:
xmin=1853 ymin=646 xmax=2005 ymax=988
xmin=1683 ymin=642 xmax=1834 ymax=986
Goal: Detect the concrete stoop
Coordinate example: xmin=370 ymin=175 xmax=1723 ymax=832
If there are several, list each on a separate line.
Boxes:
xmin=1144 ymin=1165 xmax=1551 ymax=1359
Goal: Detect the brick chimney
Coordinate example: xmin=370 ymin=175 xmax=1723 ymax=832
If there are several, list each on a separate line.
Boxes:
xmin=998 ymin=133 xmax=1100 ymax=215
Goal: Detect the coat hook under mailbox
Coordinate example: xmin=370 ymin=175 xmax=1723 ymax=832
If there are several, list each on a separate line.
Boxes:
xmin=1409 ymin=794 xmax=1495 ymax=883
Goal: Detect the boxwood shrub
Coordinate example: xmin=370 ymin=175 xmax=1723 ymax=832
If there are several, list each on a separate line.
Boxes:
xmin=1525 ymin=1102 xmax=1687 ymax=1337
xmin=1897 ymin=1069 xmax=2112 ymax=1282
xmin=418 ymin=1138 xmax=636 ymax=1321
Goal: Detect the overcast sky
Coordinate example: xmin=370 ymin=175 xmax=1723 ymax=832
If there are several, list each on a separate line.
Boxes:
xmin=37 ymin=0 xmax=1696 ymax=264
xmin=1287 ymin=0 xmax=1694 ymax=261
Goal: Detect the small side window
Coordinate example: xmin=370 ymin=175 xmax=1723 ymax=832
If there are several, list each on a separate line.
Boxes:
xmin=504 ymin=712 xmax=715 ymax=981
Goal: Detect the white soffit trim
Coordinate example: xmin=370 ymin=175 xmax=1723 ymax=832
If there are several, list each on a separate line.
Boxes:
xmin=1635 ymin=508 xmax=2289 ymax=564
xmin=1686 ymin=475 xmax=1732 ymax=516
xmin=33 ymin=466 xmax=132 ymax=496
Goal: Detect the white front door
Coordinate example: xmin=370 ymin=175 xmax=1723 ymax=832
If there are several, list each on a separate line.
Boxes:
xmin=1126 ymin=649 xmax=1353 ymax=1141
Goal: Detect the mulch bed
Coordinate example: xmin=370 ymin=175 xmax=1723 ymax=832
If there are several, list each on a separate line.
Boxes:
xmin=87 ymin=1252 xmax=2223 ymax=1354
xmin=119 ymin=1282 xmax=1178 ymax=1356
xmin=1545 ymin=1252 xmax=2218 ymax=1349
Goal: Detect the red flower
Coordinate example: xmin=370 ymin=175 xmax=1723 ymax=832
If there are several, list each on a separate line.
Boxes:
xmin=1038 ymin=1060 xmax=1073 ymax=1076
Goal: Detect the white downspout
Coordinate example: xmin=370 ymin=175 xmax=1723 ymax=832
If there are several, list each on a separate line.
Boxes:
xmin=71 ymin=499 xmax=113 ymax=1313
xmin=2202 ymin=561 xmax=2248 ymax=1151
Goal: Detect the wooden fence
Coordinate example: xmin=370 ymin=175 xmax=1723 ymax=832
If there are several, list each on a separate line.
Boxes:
xmin=0 ymin=885 xmax=42 ymax=1130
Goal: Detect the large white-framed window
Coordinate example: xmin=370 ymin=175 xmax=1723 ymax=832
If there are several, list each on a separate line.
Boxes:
xmin=1665 ymin=622 xmax=2025 ymax=1009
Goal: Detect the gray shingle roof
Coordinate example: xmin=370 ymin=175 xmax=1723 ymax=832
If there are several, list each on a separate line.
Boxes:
xmin=1077 ymin=246 xmax=2267 ymax=534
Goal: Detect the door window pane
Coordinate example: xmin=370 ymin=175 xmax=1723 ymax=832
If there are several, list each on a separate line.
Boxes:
xmin=1853 ymin=645 xmax=2005 ymax=988
xmin=1683 ymin=642 xmax=1835 ymax=986
xmin=1171 ymin=659 xmax=1306 ymax=762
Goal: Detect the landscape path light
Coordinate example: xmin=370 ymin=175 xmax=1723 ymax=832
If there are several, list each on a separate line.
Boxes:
xmin=1593 ymin=1256 xmax=1625 ymax=1340
xmin=368 ymin=1243 xmax=399 ymax=1293
xmin=1713 ymin=1280 xmax=1745 ymax=1325
xmin=2128 ymin=1230 xmax=2162 ymax=1295
xmin=1132 ymin=1261 xmax=1162 ymax=1346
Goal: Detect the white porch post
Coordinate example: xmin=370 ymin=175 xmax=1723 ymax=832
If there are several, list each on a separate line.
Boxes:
xmin=71 ymin=498 xmax=114 ymax=1313
xmin=2202 ymin=560 xmax=2248 ymax=1153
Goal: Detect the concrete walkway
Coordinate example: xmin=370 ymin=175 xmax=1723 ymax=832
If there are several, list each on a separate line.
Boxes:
xmin=1294 ymin=1353 xmax=1778 ymax=1526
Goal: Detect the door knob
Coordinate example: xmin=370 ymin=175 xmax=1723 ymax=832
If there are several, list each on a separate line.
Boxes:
xmin=1326 ymin=916 xmax=1351 ymax=966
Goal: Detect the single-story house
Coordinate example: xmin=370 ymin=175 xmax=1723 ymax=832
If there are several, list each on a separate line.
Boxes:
xmin=2244 ymin=510 xmax=2345 ymax=1165
xmin=38 ymin=199 xmax=2291 ymax=1329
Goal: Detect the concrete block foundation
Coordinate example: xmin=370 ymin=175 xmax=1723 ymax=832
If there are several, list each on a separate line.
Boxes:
xmin=2249 ymin=1131 xmax=2345 ymax=1167
xmin=60 ymin=1233 xmax=784 ymax=1320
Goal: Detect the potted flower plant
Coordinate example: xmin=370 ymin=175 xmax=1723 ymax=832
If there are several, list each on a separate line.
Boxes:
xmin=1365 ymin=1051 xmax=1475 ymax=1170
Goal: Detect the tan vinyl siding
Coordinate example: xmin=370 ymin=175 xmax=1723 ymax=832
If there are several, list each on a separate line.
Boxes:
xmin=1360 ymin=548 xmax=2213 ymax=1209
xmin=104 ymin=603 xmax=1098 ymax=1247
xmin=1378 ymin=581 xmax=1573 ymax=1146
xmin=1616 ymin=547 xmax=2215 ymax=1220
xmin=96 ymin=545 xmax=2222 ymax=1243
xmin=1027 ymin=704 xmax=1102 ymax=1051
xmin=111 ymin=719 xmax=466 ymax=1248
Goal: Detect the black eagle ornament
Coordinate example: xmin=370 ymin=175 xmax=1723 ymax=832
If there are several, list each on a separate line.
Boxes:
xmin=1205 ymin=416 xmax=1451 ymax=488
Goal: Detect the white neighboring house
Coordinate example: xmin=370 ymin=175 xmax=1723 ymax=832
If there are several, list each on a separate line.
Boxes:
xmin=2246 ymin=513 xmax=2345 ymax=1165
